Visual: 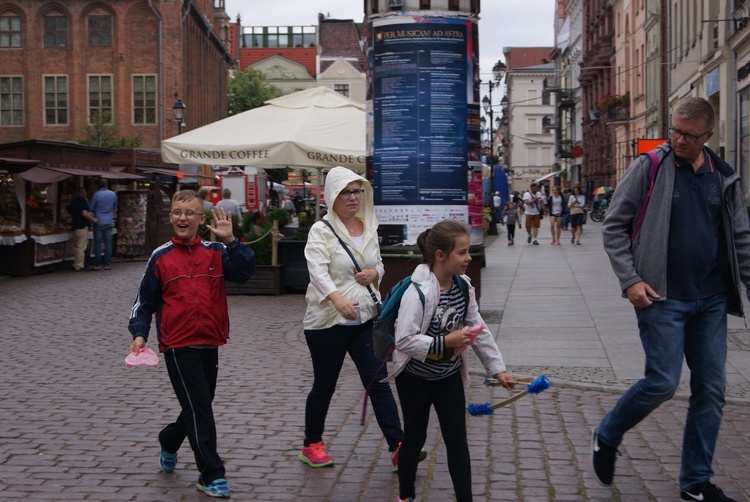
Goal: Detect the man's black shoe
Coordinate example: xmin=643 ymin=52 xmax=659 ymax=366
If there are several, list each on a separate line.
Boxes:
xmin=591 ymin=430 xmax=618 ymax=486
xmin=527 ymin=235 xmax=532 ymax=243
xmin=680 ymin=482 xmax=737 ymax=502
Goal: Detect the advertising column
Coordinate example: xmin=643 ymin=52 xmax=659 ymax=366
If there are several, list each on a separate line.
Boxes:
xmin=369 ymin=16 xmax=483 ymax=245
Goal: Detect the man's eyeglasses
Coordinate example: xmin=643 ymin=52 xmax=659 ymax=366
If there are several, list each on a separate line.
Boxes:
xmin=669 ymin=127 xmax=710 ymax=144
xmin=170 ymin=210 xmax=201 ymax=219
xmin=339 ymin=189 xmax=364 ymax=198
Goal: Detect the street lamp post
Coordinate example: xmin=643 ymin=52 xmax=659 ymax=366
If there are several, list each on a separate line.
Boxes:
xmin=173 ymin=99 xmax=186 ymax=135
xmin=482 ymin=60 xmax=506 ymax=199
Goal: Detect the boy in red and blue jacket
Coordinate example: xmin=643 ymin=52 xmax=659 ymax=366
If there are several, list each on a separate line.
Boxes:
xmin=128 ymin=189 xmax=254 ymax=498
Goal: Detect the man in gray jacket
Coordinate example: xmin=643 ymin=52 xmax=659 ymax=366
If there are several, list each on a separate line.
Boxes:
xmin=592 ymin=97 xmax=750 ymax=502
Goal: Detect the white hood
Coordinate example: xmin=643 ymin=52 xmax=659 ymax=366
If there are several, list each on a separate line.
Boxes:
xmin=323 ymin=166 xmax=378 ymax=236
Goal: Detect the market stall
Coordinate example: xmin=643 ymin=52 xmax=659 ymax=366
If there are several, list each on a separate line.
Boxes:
xmin=111 ymin=148 xmax=183 ymax=254
xmin=0 ymin=141 xmax=143 ymax=275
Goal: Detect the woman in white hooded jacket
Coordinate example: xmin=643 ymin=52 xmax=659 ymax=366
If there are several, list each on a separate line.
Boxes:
xmin=299 ymin=166 xmax=405 ymax=470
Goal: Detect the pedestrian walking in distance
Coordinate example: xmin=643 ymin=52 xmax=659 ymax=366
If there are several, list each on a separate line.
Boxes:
xmin=593 ymin=97 xmax=750 ymax=502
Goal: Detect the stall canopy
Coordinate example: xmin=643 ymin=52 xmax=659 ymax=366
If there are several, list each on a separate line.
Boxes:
xmin=160 ymin=86 xmax=366 ymax=173
xmin=534 ymin=171 xmax=561 ymax=183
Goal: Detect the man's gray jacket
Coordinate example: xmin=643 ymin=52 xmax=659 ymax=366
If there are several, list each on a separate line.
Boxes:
xmin=602 ymin=142 xmax=750 ymax=317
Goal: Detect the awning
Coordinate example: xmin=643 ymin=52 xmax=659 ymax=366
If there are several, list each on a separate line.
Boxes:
xmin=45 ymin=166 xmax=100 ymax=177
xmin=18 ymin=167 xmax=73 ymax=183
xmin=137 ymin=167 xmax=181 ymax=177
xmin=17 ymin=165 xmax=144 ymax=183
xmin=534 ymin=171 xmax=561 ymax=183
xmin=0 ymin=157 xmax=40 ymax=173
xmin=100 ymin=171 xmax=145 ymax=180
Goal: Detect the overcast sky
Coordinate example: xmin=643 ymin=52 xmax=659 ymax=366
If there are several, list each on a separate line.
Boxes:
xmin=230 ymin=1 xmax=556 ymax=103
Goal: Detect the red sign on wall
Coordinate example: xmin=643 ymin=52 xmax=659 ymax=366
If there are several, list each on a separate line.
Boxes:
xmin=637 ymin=138 xmax=667 ymax=154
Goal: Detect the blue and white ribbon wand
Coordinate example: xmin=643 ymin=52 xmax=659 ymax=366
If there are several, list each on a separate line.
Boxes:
xmin=467 ymin=375 xmax=551 ymax=416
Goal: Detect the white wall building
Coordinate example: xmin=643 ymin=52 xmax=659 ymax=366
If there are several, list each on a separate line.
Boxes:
xmin=506 ymin=63 xmax=557 ymax=190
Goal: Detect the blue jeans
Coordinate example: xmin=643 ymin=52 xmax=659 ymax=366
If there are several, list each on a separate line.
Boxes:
xmin=93 ymin=224 xmax=113 ymax=267
xmin=596 ymin=293 xmax=727 ymax=489
xmin=303 ymin=320 xmax=403 ymax=450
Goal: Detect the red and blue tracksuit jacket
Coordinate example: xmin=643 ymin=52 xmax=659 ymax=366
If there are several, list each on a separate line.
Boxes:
xmin=128 ymin=235 xmax=255 ymax=352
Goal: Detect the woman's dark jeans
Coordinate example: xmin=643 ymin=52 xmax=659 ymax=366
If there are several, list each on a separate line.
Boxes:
xmin=303 ymin=320 xmax=403 ymax=450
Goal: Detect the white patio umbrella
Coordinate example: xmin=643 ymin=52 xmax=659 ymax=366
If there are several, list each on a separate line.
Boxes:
xmin=161 ymin=87 xmax=366 ymax=220
xmin=161 ymin=86 xmax=365 ymax=172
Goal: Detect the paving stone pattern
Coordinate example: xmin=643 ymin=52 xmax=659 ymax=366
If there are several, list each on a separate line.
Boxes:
xmin=0 ymin=221 xmax=748 ymax=501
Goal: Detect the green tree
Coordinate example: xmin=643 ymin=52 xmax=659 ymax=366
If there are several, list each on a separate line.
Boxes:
xmin=227 ymin=67 xmax=283 ymax=116
xmin=78 ymin=112 xmax=143 ymax=149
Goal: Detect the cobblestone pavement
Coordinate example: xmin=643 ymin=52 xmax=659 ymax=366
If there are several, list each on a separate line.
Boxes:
xmin=0 ymin=248 xmax=748 ymax=501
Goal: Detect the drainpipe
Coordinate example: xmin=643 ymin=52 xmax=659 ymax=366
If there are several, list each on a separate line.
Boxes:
xmin=147 ymin=0 xmax=163 ymax=144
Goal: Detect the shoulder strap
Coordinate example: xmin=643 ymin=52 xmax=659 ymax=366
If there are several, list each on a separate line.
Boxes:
xmin=321 ymin=219 xmax=379 ymax=306
xmin=454 ymin=275 xmax=470 ymax=320
xmin=631 ymin=150 xmax=663 ymax=243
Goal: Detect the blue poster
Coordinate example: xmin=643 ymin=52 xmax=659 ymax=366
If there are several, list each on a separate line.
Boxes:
xmin=372 ymin=20 xmax=470 ymax=205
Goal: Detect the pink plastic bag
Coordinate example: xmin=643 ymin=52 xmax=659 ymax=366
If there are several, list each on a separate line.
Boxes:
xmin=455 ymin=324 xmax=483 ymax=355
xmin=124 ymin=348 xmax=159 ymax=368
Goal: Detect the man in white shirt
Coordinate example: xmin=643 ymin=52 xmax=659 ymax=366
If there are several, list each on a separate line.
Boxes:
xmin=522 ymin=182 xmax=544 ymax=245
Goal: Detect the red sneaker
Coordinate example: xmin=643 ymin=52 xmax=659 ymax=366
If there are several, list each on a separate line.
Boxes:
xmin=299 ymin=441 xmax=334 ymax=467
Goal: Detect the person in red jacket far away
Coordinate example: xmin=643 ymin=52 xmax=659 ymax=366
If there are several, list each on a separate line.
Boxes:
xmin=127 ymin=190 xmax=255 ymax=499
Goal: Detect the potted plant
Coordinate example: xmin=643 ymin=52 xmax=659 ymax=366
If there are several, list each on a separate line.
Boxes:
xmin=598 ymin=92 xmax=630 ymax=110
xmin=224 ymin=208 xmax=291 ymax=295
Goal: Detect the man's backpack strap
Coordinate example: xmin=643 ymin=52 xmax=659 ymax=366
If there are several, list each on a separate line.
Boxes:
xmin=631 ymin=149 xmax=666 ymax=243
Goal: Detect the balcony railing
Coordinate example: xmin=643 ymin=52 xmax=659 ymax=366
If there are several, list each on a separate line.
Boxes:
xmin=542 ymin=77 xmax=560 ymax=96
xmin=558 ymin=141 xmax=574 ymax=159
xmin=542 ymin=115 xmax=556 ymax=131
xmin=558 ymin=89 xmax=575 ymax=107
xmin=604 ymin=107 xmax=629 ymax=121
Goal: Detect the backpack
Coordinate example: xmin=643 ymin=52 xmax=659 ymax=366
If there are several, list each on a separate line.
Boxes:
xmin=372 ymin=274 xmax=470 ymax=361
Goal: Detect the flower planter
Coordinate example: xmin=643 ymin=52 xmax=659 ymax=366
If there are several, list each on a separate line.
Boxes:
xmin=279 ymin=239 xmax=309 ymax=293
xmin=225 ymin=265 xmax=283 ymax=295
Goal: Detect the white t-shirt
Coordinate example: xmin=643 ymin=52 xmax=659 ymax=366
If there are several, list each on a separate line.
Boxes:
xmin=523 ymin=191 xmax=543 ymax=215
xmin=550 ymin=195 xmax=564 ymax=215
xmin=568 ymin=194 xmax=586 ymax=215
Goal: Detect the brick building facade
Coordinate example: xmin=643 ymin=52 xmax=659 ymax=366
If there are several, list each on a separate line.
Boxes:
xmin=0 ymin=0 xmax=232 ymax=149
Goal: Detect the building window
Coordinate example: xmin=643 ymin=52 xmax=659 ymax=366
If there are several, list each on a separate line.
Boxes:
xmin=43 ymin=15 xmax=66 ymax=47
xmin=0 ymin=76 xmax=23 ymax=126
xmin=88 ymin=75 xmax=112 ymax=124
xmin=0 ymin=15 xmax=22 ymax=48
xmin=44 ymin=75 xmax=67 ymax=125
xmin=420 ymin=0 xmax=431 ymax=8
xmin=88 ymin=15 xmax=111 ymax=47
xmin=133 ymin=75 xmax=156 ymax=124
xmin=242 ymin=26 xmax=316 ymax=48
xmin=334 ymin=84 xmax=349 ymax=97
xmin=449 ymin=0 xmax=460 ymax=10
